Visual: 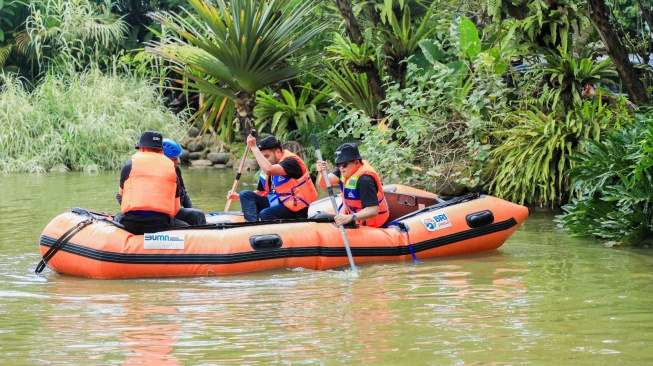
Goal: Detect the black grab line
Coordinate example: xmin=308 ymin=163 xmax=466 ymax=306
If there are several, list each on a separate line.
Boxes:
xmin=38 ymin=218 xmax=518 ymax=265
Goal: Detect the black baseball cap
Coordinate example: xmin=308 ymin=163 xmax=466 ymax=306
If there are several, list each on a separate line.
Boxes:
xmin=334 ymin=142 xmax=362 ymax=164
xmin=135 ymin=130 xmax=163 ymax=150
xmin=257 ymin=136 xmax=282 ymax=150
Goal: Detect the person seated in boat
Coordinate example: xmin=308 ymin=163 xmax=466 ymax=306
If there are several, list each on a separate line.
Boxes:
xmin=315 ymin=143 xmax=390 ymax=228
xmin=114 ymin=131 xmax=189 ymax=235
xmin=227 ymin=134 xmax=318 ymax=222
xmin=161 ymin=138 xmax=207 ymax=226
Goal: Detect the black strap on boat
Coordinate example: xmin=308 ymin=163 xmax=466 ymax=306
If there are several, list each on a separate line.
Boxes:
xmin=35 ymin=218 xmax=93 ymax=274
xmin=71 ymin=207 xmax=126 ymax=230
xmin=390 ymin=192 xmax=481 ymax=222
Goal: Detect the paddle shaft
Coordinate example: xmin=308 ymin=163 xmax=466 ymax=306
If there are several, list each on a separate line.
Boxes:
xmin=311 ymin=134 xmax=357 ymax=271
xmin=224 ymin=129 xmax=257 ymax=211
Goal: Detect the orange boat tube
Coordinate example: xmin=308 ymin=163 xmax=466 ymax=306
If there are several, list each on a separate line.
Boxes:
xmin=38 ymin=187 xmax=529 ymax=279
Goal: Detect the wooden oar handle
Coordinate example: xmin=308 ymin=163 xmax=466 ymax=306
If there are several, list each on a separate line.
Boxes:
xmin=224 ymin=129 xmax=258 ymax=211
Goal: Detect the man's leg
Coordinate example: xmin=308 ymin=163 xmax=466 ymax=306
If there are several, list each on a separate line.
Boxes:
xmin=260 ymin=205 xmax=309 ymax=221
xmin=175 ymin=208 xmax=207 ymax=225
xmin=239 ymin=190 xmax=270 ymax=222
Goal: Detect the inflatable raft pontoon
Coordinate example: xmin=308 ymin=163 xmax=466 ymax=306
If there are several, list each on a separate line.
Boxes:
xmin=37 ymin=185 xmax=529 ymax=278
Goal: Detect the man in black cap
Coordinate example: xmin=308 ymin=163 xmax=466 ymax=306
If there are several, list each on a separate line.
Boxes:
xmin=227 ymin=133 xmax=318 ymax=221
xmin=316 ymin=142 xmax=390 ymax=228
xmin=114 ymin=130 xmax=189 ymax=234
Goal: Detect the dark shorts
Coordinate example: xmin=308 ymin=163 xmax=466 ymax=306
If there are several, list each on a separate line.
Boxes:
xmin=114 ymin=212 xmax=188 ymax=235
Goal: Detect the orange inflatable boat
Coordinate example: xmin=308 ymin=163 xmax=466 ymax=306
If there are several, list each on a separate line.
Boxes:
xmin=37 ymin=185 xmax=529 ymax=279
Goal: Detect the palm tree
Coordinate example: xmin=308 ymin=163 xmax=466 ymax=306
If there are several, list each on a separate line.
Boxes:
xmin=146 ymin=0 xmax=328 ymax=139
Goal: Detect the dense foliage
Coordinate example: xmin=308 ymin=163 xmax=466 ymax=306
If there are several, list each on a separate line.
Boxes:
xmin=557 ymin=114 xmax=653 ymax=244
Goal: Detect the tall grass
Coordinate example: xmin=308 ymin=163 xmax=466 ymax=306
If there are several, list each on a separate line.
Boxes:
xmin=0 ymin=69 xmax=187 ymax=173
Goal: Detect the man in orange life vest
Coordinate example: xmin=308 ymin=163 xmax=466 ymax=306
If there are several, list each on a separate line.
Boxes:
xmin=316 ymin=143 xmax=390 ymax=228
xmin=114 ymin=131 xmax=189 ymax=234
xmin=227 ymin=134 xmax=318 ymax=221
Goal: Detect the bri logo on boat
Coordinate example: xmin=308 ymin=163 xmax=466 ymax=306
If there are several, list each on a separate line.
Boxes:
xmin=143 ymin=233 xmax=186 ymax=250
xmin=422 ymin=211 xmax=452 ymax=231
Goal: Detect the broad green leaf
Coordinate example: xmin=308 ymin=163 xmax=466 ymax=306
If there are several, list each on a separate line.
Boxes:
xmin=458 ymin=17 xmax=481 ymax=60
xmin=418 ymin=39 xmax=447 ymax=65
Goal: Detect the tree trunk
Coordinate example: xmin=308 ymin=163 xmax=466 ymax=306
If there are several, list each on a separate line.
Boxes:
xmin=335 ymin=0 xmax=385 ymax=118
xmin=234 ymin=93 xmax=254 ymax=141
xmin=335 ymin=0 xmax=362 ymax=44
xmin=587 ymin=0 xmax=649 ymax=104
xmin=636 ymin=0 xmax=653 ymax=38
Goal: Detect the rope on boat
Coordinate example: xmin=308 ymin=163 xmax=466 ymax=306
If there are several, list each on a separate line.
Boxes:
xmin=386 ymin=222 xmax=420 ymax=263
xmin=35 ymin=218 xmax=93 ymax=274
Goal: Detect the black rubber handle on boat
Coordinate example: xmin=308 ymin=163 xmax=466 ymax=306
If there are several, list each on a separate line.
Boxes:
xmin=311 ymin=134 xmax=357 ymax=272
xmin=224 ymin=129 xmax=257 ymax=211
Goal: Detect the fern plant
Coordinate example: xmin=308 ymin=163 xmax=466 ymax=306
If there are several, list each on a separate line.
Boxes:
xmin=326 ymin=30 xmax=379 ymax=68
xmin=322 ymin=61 xmax=379 ymax=117
xmin=529 ymin=47 xmax=618 ymax=109
xmin=253 ymin=82 xmax=335 ymax=141
xmin=488 ymin=97 xmax=624 ymax=208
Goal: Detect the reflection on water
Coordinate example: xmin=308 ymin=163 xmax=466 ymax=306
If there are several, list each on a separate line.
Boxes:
xmin=1 ymin=171 xmax=653 ymax=364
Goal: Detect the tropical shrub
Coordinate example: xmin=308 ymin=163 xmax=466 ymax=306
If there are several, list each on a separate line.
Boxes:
xmin=0 ymin=70 xmax=186 ymax=173
xmin=323 ymin=0 xmax=440 ymax=118
xmin=557 ymin=113 xmax=653 ymax=245
xmin=482 ymin=0 xmax=587 ymax=54
xmin=488 ymin=97 xmax=630 ymax=207
xmin=333 ymin=58 xmax=508 ymax=193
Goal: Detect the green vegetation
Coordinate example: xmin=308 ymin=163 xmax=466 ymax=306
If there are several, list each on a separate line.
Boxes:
xmin=557 ymin=113 xmax=653 ymax=245
xmin=0 ymin=69 xmax=185 ymax=173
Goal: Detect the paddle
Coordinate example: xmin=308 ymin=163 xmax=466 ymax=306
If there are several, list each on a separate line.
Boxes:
xmin=311 ymin=134 xmax=357 ymax=272
xmin=224 ymin=129 xmax=257 ymax=211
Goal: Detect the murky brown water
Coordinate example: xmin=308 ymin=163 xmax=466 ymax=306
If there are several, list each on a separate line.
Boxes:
xmin=2 ymin=169 xmax=652 ymax=364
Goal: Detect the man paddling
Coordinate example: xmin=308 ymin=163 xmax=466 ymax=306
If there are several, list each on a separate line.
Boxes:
xmin=316 ymin=143 xmax=389 ymax=227
xmin=227 ymin=134 xmax=318 ymax=221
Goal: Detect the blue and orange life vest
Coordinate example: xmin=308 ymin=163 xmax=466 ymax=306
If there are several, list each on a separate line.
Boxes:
xmin=120 ymin=151 xmax=179 ymax=216
xmin=339 ymin=161 xmax=389 ymax=228
xmin=259 ymin=150 xmax=318 ymax=212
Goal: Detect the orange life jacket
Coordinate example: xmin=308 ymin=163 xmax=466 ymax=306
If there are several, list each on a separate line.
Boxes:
xmin=259 ymin=150 xmax=318 ymax=212
xmin=339 ymin=161 xmax=390 ymax=227
xmin=120 ymin=151 xmax=179 ymax=216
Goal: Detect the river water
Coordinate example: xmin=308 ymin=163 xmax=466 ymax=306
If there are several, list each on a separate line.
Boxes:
xmin=1 ymin=169 xmax=652 ymax=365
